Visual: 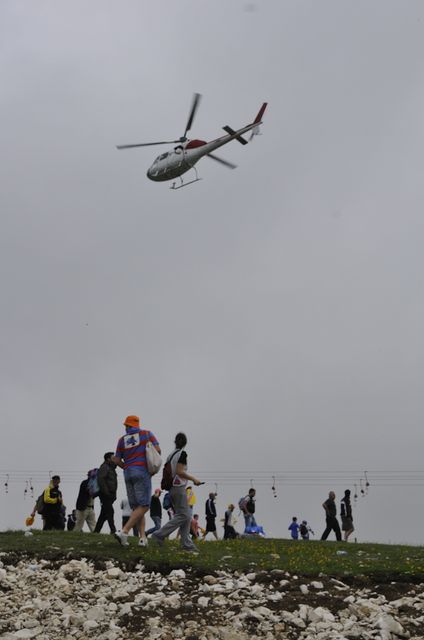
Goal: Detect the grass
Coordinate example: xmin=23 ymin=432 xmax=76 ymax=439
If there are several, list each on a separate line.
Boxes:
xmin=1 ymin=530 xmax=424 ymax=579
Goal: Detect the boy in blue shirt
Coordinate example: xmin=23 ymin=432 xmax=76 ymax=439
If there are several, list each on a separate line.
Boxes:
xmin=288 ymin=516 xmax=300 ymax=540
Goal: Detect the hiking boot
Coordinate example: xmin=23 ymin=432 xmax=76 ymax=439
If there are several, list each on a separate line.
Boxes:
xmin=183 ymin=548 xmax=199 ymax=555
xmin=114 ymin=530 xmax=129 ymax=547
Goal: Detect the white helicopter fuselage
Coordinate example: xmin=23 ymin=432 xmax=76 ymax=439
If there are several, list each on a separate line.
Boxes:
xmin=146 ymin=121 xmax=260 ymax=182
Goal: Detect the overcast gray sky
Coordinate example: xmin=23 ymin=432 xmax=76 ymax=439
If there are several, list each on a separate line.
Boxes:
xmin=1 ymin=0 xmax=424 ymax=544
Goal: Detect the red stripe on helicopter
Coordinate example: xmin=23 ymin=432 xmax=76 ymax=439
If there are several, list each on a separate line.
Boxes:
xmin=185 ymin=139 xmax=207 ymax=149
xmin=254 ymin=102 xmax=268 ymax=124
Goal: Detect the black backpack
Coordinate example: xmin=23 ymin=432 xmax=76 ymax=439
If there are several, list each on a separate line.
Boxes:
xmin=299 ymin=523 xmax=308 ymax=536
xmin=35 ymin=493 xmax=45 ymax=515
xmin=160 ymin=450 xmax=179 ymax=491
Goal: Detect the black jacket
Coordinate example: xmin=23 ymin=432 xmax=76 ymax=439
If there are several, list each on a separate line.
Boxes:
xmin=76 ymin=479 xmax=91 ymax=511
xmin=150 ymin=495 xmax=162 ymax=518
xmin=205 ymin=498 xmax=217 ymax=518
xmin=98 ymin=461 xmax=117 ymax=499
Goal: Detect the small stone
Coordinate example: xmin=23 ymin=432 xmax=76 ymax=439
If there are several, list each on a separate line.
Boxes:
xmin=107 ymin=567 xmax=123 ymax=579
xmin=198 ymin=596 xmax=210 ymax=608
xmin=310 ymin=581 xmax=324 ymax=590
xmin=169 ymin=569 xmax=186 ymax=579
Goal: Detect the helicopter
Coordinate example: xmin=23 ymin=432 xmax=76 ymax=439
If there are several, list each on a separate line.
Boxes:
xmin=116 ymin=94 xmax=267 ymax=189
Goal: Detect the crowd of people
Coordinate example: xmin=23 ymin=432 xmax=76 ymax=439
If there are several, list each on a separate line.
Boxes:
xmin=29 ymin=415 xmax=356 ymax=547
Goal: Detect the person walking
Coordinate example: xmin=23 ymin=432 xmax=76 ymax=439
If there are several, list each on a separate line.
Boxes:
xmin=190 ymin=514 xmax=201 ymax=540
xmin=203 ymin=492 xmax=218 ymax=540
xmin=113 ymin=415 xmax=161 ymax=547
xmin=288 ymin=516 xmax=300 ymax=540
xmin=151 ymin=432 xmax=202 ymax=553
xmin=299 ymin=520 xmax=314 ymax=540
xmin=94 ymin=452 xmax=118 ymax=534
xmin=146 ymin=489 xmax=162 ymax=536
xmin=321 ymin=491 xmax=342 ymax=541
xmin=67 ymin=510 xmax=77 ymax=531
xmin=120 ymin=497 xmax=138 ymax=536
xmin=340 ymin=489 xmax=355 ymax=542
xmin=223 ymin=504 xmax=238 ymax=539
xmin=42 ymin=475 xmax=65 ymax=531
xmin=186 ymin=486 xmax=196 ymax=511
xmin=74 ymin=472 xmax=96 ymax=532
xmin=239 ymin=488 xmax=257 ymax=531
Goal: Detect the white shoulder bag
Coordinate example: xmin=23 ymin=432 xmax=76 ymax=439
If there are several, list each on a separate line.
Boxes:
xmin=145 ymin=440 xmax=162 ymax=475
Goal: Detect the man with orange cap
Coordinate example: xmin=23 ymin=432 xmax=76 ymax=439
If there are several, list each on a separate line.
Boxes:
xmin=112 ymin=415 xmax=161 ymax=547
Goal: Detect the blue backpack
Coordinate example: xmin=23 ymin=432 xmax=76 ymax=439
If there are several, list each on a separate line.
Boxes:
xmin=163 ymin=492 xmax=172 ymax=510
xmin=87 ymin=468 xmax=99 ymax=497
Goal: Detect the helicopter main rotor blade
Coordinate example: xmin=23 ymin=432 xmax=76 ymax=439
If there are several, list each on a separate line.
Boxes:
xmin=183 ymin=93 xmax=201 ymax=139
xmin=207 ymin=153 xmax=237 ymax=169
xmin=116 ymin=140 xmax=180 ymax=149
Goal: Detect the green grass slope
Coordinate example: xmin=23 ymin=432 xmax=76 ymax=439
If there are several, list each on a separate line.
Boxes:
xmin=1 ymin=530 xmax=423 ymax=579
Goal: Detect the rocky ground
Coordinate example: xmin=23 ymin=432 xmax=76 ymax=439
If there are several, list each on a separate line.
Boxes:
xmin=1 ymin=553 xmax=424 ymax=639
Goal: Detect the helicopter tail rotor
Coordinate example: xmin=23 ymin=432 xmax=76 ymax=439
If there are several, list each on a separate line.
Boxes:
xmin=222 ymin=125 xmax=248 ymax=145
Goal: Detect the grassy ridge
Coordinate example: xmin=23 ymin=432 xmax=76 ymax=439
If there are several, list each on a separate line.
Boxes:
xmin=1 ymin=530 xmax=423 ymax=578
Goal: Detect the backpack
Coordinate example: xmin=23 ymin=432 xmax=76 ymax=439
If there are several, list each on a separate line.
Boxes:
xmin=238 ymin=496 xmax=248 ymax=512
xmin=35 ymin=493 xmax=45 ymax=515
xmin=87 ymin=468 xmax=99 ymax=497
xmin=299 ymin=523 xmax=308 ymax=536
xmin=163 ymin=492 xmax=172 ymax=510
xmin=160 ymin=450 xmax=180 ymax=491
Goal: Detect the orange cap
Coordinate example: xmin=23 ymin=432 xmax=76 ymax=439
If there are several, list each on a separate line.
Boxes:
xmin=123 ymin=415 xmax=140 ymax=428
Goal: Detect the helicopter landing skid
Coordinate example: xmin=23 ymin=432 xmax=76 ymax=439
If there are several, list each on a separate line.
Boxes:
xmin=170 ymin=166 xmax=201 ymax=190
xmin=170 ymin=177 xmax=202 ymax=190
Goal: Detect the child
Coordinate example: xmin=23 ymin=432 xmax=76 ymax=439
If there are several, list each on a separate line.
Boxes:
xmin=190 ymin=514 xmax=200 ymax=540
xmin=288 ymin=516 xmax=300 ymax=540
xmin=299 ymin=520 xmax=314 ymax=540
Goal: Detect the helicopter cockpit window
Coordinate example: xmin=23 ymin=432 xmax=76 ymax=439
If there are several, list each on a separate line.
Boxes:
xmin=158 ymin=152 xmax=168 ymax=161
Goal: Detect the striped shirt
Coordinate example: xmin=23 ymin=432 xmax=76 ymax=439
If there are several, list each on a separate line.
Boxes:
xmin=115 ymin=427 xmax=159 ymax=471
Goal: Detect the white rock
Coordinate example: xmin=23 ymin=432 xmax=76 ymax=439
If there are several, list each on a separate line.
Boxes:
xmin=12 ymin=630 xmax=43 ymax=639
xmin=344 ymin=595 xmax=355 ymax=603
xmin=118 ymin=603 xmax=132 ymax=617
xmin=107 ymin=567 xmax=123 ymax=579
xmin=86 ymin=606 xmax=106 ymax=622
xmin=21 ymin=620 xmax=39 ymax=629
xmin=198 ymin=596 xmax=210 ymax=608
xmin=203 ymin=575 xmax=217 ymax=585
xmin=169 ymin=569 xmax=186 ymax=579
xmin=376 ymin=613 xmax=404 ymax=636
xmin=83 ymin=620 xmax=99 ymax=632
xmin=162 ymin=593 xmax=181 ymax=608
xmin=308 ymin=607 xmax=335 ymax=623
xmin=300 ymin=584 xmax=309 ymax=595
xmin=311 ymin=581 xmax=324 ymax=590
